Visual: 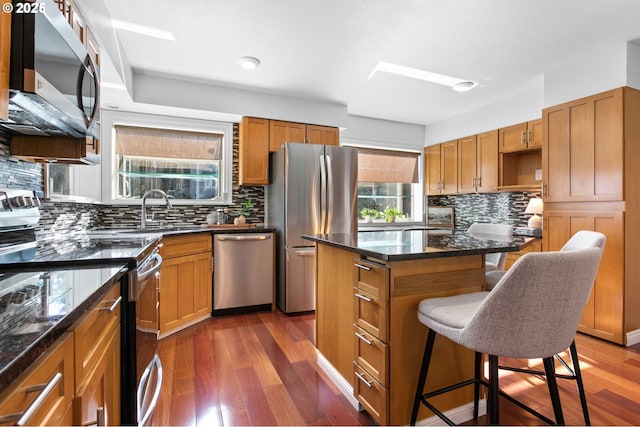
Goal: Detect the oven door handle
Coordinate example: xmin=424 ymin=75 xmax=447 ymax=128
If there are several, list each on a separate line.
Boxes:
xmin=137 ymin=253 xmax=163 ymax=282
xmin=137 ymin=354 xmax=163 ymax=426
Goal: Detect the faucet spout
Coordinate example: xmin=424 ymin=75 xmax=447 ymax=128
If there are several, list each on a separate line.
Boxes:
xmin=141 ymin=189 xmax=173 ymax=230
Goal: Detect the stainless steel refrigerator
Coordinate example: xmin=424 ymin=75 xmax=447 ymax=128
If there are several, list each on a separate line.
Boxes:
xmin=267 ymin=143 xmax=358 ymax=313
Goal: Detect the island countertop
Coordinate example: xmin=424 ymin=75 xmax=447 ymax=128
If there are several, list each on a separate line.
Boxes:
xmin=302 ymin=228 xmax=534 ymax=261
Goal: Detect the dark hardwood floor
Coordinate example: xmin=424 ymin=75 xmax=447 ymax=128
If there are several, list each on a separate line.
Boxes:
xmin=150 ymin=310 xmax=640 ymax=426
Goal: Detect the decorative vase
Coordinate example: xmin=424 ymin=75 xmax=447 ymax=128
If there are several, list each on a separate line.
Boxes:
xmin=364 ymin=215 xmax=373 ymax=223
xmin=234 ymin=215 xmax=246 ymax=225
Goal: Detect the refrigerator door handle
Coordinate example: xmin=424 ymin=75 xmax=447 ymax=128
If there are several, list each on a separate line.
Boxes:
xmin=319 ymin=154 xmax=328 ymax=233
xmin=325 ymin=154 xmax=334 ymax=234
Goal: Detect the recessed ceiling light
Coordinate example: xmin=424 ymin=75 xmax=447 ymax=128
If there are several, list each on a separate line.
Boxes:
xmin=452 ymin=81 xmax=477 ymax=92
xmin=237 ymin=56 xmax=261 ymax=70
xmin=369 ymin=61 xmax=477 ymax=92
xmin=112 ymin=19 xmax=175 ymax=41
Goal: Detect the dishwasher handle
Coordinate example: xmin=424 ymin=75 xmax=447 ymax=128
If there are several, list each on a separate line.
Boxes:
xmin=216 ymin=234 xmax=272 ymax=241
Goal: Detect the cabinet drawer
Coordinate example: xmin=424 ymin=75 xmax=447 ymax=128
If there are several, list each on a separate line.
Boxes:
xmin=161 ymin=233 xmax=212 ymax=259
xmin=353 ymin=287 xmax=388 ymax=341
xmin=353 ymin=362 xmax=389 ymax=425
xmin=353 ymin=258 xmax=389 ymax=300
xmin=73 ymin=284 xmax=121 ymax=389
xmin=354 ymin=325 xmax=388 ymax=386
xmin=0 ymin=333 xmax=74 ymax=426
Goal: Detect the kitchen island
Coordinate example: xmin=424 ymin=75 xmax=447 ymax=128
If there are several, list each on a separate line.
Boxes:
xmin=303 ymin=228 xmax=532 ymax=425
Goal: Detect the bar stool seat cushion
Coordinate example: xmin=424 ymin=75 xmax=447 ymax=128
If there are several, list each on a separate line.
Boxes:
xmin=417 ymin=292 xmax=488 ymax=340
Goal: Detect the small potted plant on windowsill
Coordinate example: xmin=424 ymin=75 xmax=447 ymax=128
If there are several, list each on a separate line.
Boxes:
xmin=234 ymin=198 xmax=253 ymax=225
xmin=382 ymin=207 xmax=403 ymax=223
xmin=360 ymin=207 xmax=379 ymax=223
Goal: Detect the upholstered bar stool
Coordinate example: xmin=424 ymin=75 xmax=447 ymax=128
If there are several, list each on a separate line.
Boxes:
xmin=467 ymin=222 xmax=514 ymax=273
xmin=410 ymin=232 xmax=605 ymax=426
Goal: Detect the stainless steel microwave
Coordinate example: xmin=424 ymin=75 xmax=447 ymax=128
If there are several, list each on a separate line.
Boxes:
xmin=1 ymin=0 xmax=99 ymax=138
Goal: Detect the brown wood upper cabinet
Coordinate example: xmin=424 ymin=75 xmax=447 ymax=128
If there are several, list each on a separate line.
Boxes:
xmin=269 ymin=120 xmax=338 ymax=152
xmin=542 ymin=88 xmax=625 ymax=202
xmin=10 ymin=135 xmax=99 ymax=164
xmin=424 ymin=140 xmax=458 ymax=195
xmin=499 ymin=119 xmax=542 ymax=153
xmin=0 ymin=10 xmax=11 ymax=121
xmin=457 ymin=130 xmax=498 ymax=193
xmin=239 ymin=117 xmax=270 ymax=185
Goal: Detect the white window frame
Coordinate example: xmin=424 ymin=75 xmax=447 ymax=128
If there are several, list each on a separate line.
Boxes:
xmin=100 ymin=109 xmax=233 ymax=205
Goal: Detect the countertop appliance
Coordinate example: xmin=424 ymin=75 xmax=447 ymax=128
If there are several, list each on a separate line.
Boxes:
xmin=2 ymin=0 xmax=99 ymax=139
xmin=213 ymin=233 xmax=274 ymax=315
xmin=267 ymin=143 xmax=357 ymax=313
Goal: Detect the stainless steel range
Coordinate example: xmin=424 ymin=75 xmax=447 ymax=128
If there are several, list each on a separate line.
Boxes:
xmin=0 ymin=188 xmax=163 ymax=426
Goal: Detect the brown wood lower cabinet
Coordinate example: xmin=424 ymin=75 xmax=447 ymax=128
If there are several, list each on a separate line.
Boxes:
xmin=543 ymin=204 xmax=626 ymax=344
xmin=504 ymin=239 xmax=542 ymax=270
xmin=159 ymin=234 xmax=212 ymax=337
xmin=316 ymin=243 xmax=483 ymax=425
xmin=0 ymin=333 xmax=75 ymax=426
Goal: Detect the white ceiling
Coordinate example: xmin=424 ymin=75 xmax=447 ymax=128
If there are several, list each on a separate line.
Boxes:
xmin=87 ymin=0 xmax=640 ymax=126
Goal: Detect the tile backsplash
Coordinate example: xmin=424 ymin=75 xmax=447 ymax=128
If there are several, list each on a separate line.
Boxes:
xmin=427 ymin=190 xmax=541 ymax=230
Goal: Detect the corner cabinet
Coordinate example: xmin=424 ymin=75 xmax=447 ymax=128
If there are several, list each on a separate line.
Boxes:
xmin=158 ymin=233 xmax=212 ymax=337
xmin=542 ymin=86 xmax=640 ymax=345
xmin=0 ymin=9 xmax=10 ymax=121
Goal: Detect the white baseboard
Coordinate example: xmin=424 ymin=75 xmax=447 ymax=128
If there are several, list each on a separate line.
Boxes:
xmin=316 ymin=351 xmax=360 ymax=409
xmin=626 ymin=328 xmax=640 ymax=346
xmin=416 ymin=399 xmax=487 ymax=426
xmin=316 ymin=350 xmax=486 ymax=424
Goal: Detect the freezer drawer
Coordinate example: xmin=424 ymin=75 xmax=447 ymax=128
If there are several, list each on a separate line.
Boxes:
xmin=213 ymin=233 xmax=274 ymax=312
xmin=281 ymin=246 xmax=316 ymax=313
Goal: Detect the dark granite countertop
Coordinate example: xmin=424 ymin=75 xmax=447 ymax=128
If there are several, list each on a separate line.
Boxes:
xmin=0 ymin=264 xmax=126 ymax=394
xmin=303 ymin=228 xmax=535 ymax=261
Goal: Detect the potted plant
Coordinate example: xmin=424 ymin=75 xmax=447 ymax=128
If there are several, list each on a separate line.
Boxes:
xmin=382 ymin=207 xmax=403 ymax=223
xmin=234 ymin=198 xmax=254 ymax=225
xmin=360 ymin=207 xmax=379 ymax=223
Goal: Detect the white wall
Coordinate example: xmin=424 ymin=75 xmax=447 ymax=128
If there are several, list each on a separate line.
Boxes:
xmin=626 ymin=41 xmax=640 ymax=90
xmin=425 ymin=86 xmax=543 ymax=146
xmin=132 ymin=72 xmax=349 ymax=128
xmin=340 ymin=115 xmax=425 ymax=152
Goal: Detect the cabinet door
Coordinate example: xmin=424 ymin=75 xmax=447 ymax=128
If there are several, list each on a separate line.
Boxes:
xmin=499 ymin=122 xmax=527 ymax=153
xmin=74 ymin=329 xmax=121 ymax=426
xmin=0 ymin=10 xmax=10 ymax=121
xmin=269 ymin=120 xmax=306 ymax=152
xmin=526 ymin=119 xmax=543 ymax=148
xmin=476 ymin=129 xmax=498 ymax=192
xmin=306 ymin=124 xmax=339 ymax=146
xmin=159 ymin=252 xmax=212 ymax=336
xmin=440 ymin=139 xmax=458 ymax=194
xmin=543 ymin=207 xmax=624 ymax=343
xmin=239 ymin=117 xmax=269 ymax=185
xmin=424 ymin=145 xmax=442 ymax=195
xmin=543 ymin=89 xmax=623 ymax=202
xmin=457 ymin=135 xmax=477 ymax=194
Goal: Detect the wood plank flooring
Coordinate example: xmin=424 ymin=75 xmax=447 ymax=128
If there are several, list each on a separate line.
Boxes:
xmin=150 ymin=310 xmax=640 ymax=426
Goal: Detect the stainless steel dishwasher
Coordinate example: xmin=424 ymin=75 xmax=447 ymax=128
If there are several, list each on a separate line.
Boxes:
xmin=213 ymin=233 xmax=274 ymax=315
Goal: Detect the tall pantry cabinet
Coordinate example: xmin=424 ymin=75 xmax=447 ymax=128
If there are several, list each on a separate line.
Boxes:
xmin=542 ymin=86 xmax=640 ymax=345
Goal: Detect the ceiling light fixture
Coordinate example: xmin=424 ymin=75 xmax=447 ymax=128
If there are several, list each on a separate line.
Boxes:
xmin=369 ymin=61 xmax=477 ymax=92
xmin=112 ymin=19 xmax=176 ymax=41
xmin=237 ymin=56 xmax=261 ymax=70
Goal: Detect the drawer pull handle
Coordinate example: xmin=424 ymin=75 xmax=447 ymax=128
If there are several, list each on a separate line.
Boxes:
xmin=354 ymin=293 xmax=373 ymax=303
xmin=355 ymin=371 xmax=373 ymax=388
xmin=355 ymin=332 xmax=373 ymax=345
xmin=0 ymin=372 xmax=64 ymax=426
xmin=354 ymin=263 xmax=372 ymax=271
xmin=100 ymin=296 xmax=123 ymax=313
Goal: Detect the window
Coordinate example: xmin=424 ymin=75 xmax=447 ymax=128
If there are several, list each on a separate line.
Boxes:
xmin=101 ymin=110 xmax=233 ymax=204
xmin=354 ymin=147 xmax=422 ymax=223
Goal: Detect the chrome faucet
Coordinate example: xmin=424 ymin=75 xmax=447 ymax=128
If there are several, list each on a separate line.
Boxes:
xmin=141 ymin=189 xmax=173 ymax=230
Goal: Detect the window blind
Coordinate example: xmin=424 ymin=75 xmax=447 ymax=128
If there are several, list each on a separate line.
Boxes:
xmin=356 ymin=147 xmax=420 ymax=183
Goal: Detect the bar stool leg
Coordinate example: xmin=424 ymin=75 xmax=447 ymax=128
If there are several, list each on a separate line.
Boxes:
xmin=543 ymin=356 xmax=565 ymax=425
xmin=410 ymin=329 xmax=436 ymax=426
xmin=473 ymin=352 xmax=482 ymax=420
xmin=569 ymin=340 xmax=590 ymax=425
xmin=487 ymin=355 xmax=500 ymax=425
